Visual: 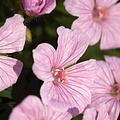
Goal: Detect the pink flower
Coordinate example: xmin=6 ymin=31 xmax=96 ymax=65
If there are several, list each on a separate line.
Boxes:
xmin=91 ymin=56 xmax=120 ymax=120
xmin=64 ymin=0 xmax=120 ymax=50
xmin=83 ymin=105 xmax=110 ymax=120
xmin=0 ymin=14 xmax=26 ymax=91
xmin=22 ymin=0 xmax=56 ymax=16
xmin=9 ymin=95 xmax=72 ymax=120
xmin=32 ymin=26 xmax=96 ymax=116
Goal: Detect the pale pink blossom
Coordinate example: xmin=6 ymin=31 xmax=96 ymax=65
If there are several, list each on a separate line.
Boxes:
xmin=83 ymin=105 xmax=110 ymax=120
xmin=22 ymin=0 xmax=56 ymax=16
xmin=91 ymin=56 xmax=120 ymax=120
xmin=0 ymin=14 xmax=26 ymax=91
xmin=64 ymin=0 xmax=120 ymax=50
xmin=32 ymin=26 xmax=96 ymax=116
xmin=9 ymin=95 xmax=72 ymax=120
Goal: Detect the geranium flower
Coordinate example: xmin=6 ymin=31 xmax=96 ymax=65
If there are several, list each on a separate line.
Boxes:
xmin=91 ymin=56 xmax=120 ymax=120
xmin=83 ymin=105 xmax=110 ymax=120
xmin=32 ymin=26 xmax=96 ymax=116
xmin=64 ymin=0 xmax=120 ymax=50
xmin=22 ymin=0 xmax=56 ymax=16
xmin=0 ymin=14 xmax=26 ymax=91
xmin=9 ymin=95 xmax=72 ymax=120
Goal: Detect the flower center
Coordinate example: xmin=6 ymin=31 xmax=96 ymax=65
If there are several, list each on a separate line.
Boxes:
xmin=93 ymin=7 xmax=109 ymax=22
xmin=111 ymin=83 xmax=120 ymax=101
xmin=51 ymin=68 xmax=68 ymax=84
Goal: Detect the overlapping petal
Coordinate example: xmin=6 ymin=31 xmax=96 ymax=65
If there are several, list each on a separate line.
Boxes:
xmin=91 ymin=60 xmax=120 ymax=120
xmin=67 ymin=59 xmax=96 ymax=89
xmin=43 ymin=105 xmax=72 ymax=120
xmin=106 ymin=99 xmax=120 ymax=120
xmin=83 ymin=105 xmax=110 ymax=120
xmin=97 ymin=105 xmax=110 ymax=120
xmin=9 ymin=95 xmax=72 ymax=120
xmin=0 ymin=56 xmax=23 ymax=91
xmin=55 ymin=26 xmax=89 ymax=68
xmin=94 ymin=61 xmax=114 ymax=90
xmin=105 ymin=56 xmax=120 ymax=83
xmin=64 ymin=0 xmax=94 ymax=17
xmin=72 ymin=18 xmax=101 ymax=45
xmin=32 ymin=43 xmax=55 ymax=81
xmin=92 ymin=96 xmax=120 ymax=120
xmin=9 ymin=95 xmax=42 ymax=120
xmin=0 ymin=14 xmax=26 ymax=53
xmin=83 ymin=107 xmax=96 ymax=120
xmin=40 ymin=80 xmax=91 ymax=117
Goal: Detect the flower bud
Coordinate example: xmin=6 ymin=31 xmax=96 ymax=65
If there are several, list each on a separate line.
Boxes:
xmin=22 ymin=0 xmax=56 ymax=16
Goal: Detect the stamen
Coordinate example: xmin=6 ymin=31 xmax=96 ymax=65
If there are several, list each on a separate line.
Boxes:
xmin=51 ymin=68 xmax=68 ymax=84
xmin=93 ymin=7 xmax=109 ymax=22
xmin=114 ymin=84 xmax=120 ymax=93
xmin=111 ymin=83 xmax=120 ymax=101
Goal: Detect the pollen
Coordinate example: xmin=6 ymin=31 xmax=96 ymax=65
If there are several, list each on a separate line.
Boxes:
xmin=93 ymin=7 xmax=109 ymax=22
xmin=51 ymin=68 xmax=68 ymax=84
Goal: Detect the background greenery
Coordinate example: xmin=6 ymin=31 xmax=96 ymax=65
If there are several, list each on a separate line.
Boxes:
xmin=0 ymin=0 xmax=120 ymax=119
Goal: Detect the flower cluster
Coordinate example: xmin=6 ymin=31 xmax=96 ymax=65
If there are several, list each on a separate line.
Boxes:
xmin=0 ymin=0 xmax=120 ymax=120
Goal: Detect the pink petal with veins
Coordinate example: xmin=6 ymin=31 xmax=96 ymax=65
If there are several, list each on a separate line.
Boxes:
xmin=72 ymin=18 xmax=101 ymax=45
xmin=96 ymin=0 xmax=118 ymax=7
xmin=41 ymin=80 xmax=91 ymax=117
xmin=0 ymin=56 xmax=23 ymax=91
xmin=67 ymin=59 xmax=96 ymax=89
xmin=64 ymin=0 xmax=94 ymax=17
xmin=55 ymin=26 xmax=89 ymax=68
xmin=0 ymin=14 xmax=26 ymax=53
xmin=9 ymin=95 xmax=72 ymax=120
xmin=32 ymin=43 xmax=55 ymax=81
xmin=105 ymin=56 xmax=120 ymax=83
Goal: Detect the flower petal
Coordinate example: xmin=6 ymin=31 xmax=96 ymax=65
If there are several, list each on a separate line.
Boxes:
xmin=64 ymin=0 xmax=94 ymax=17
xmin=40 ymin=80 xmax=91 ymax=117
xmin=100 ymin=18 xmax=120 ymax=49
xmin=83 ymin=107 xmax=96 ymax=120
xmin=97 ymin=105 xmax=110 ymax=120
xmin=0 ymin=56 xmax=23 ymax=91
xmin=9 ymin=95 xmax=43 ymax=120
xmin=106 ymin=99 xmax=120 ymax=120
xmin=72 ymin=18 xmax=101 ymax=45
xmin=96 ymin=0 xmax=118 ymax=7
xmin=100 ymin=3 xmax=120 ymax=49
xmin=104 ymin=56 xmax=120 ymax=83
xmin=83 ymin=105 xmax=110 ymax=120
xmin=40 ymin=0 xmax=56 ymax=14
xmin=43 ymin=105 xmax=72 ymax=120
xmin=67 ymin=59 xmax=96 ymax=89
xmin=92 ymin=61 xmax=114 ymax=93
xmin=55 ymin=26 xmax=89 ymax=68
xmin=0 ymin=14 xmax=26 ymax=53
xmin=92 ymin=98 xmax=120 ymax=120
xmin=32 ymin=43 xmax=55 ymax=81
xmin=9 ymin=95 xmax=72 ymax=120
xmin=22 ymin=0 xmax=56 ymax=16
xmin=91 ymin=61 xmax=120 ymax=120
